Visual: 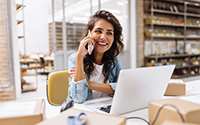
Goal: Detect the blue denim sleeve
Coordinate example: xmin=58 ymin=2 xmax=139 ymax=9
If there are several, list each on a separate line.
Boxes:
xmin=67 ymin=53 xmax=89 ymax=103
xmin=108 ymin=56 xmax=123 ymax=90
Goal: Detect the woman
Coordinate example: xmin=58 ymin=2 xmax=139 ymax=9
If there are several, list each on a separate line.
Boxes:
xmin=67 ymin=10 xmax=124 ymax=103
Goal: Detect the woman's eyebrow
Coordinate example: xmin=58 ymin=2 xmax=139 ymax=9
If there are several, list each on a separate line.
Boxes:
xmin=95 ymin=27 xmax=103 ymax=30
xmin=107 ymin=29 xmax=113 ymax=32
xmin=95 ymin=27 xmax=113 ymax=32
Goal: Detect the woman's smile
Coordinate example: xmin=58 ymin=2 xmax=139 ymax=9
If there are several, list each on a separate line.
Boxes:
xmin=96 ymin=41 xmax=108 ymax=46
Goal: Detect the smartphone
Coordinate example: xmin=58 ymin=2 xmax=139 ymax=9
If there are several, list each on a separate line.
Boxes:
xmin=87 ymin=30 xmax=94 ymax=55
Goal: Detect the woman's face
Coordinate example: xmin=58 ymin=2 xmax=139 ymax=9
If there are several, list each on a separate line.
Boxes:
xmin=91 ymin=19 xmax=114 ymax=54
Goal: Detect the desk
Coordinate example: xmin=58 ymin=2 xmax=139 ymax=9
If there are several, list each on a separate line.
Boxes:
xmin=74 ymin=97 xmax=157 ymax=125
xmin=42 ymin=80 xmax=200 ymax=125
xmin=74 ymin=103 xmax=148 ymax=125
xmin=41 ymin=98 xmax=149 ymax=125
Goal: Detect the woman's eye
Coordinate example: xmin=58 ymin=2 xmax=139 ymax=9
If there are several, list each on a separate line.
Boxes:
xmin=107 ymin=32 xmax=113 ymax=35
xmin=95 ymin=30 xmax=101 ymax=33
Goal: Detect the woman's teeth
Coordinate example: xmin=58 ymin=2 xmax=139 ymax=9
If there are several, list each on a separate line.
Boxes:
xmin=97 ymin=42 xmax=107 ymax=46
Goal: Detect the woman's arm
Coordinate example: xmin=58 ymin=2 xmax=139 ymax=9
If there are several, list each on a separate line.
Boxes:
xmin=74 ymin=36 xmax=94 ymax=82
xmin=67 ymin=54 xmax=88 ymax=103
xmin=67 ymin=34 xmax=94 ymax=103
xmin=85 ymin=75 xmax=114 ymax=94
xmin=74 ymin=53 xmax=85 ymax=81
xmin=85 ymin=56 xmax=122 ymax=95
xmin=89 ymin=82 xmax=115 ymax=94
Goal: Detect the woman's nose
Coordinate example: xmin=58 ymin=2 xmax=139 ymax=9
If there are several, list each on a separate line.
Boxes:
xmin=100 ymin=33 xmax=107 ymax=40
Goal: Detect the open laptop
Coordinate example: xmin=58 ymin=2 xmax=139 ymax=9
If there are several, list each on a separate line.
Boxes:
xmin=84 ymin=65 xmax=175 ymax=115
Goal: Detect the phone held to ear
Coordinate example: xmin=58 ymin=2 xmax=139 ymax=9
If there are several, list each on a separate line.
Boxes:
xmin=87 ymin=30 xmax=94 ymax=55
xmin=88 ymin=43 xmax=94 ymax=55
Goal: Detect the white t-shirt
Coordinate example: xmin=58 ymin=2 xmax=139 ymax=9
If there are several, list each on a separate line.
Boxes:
xmin=90 ymin=63 xmax=109 ymax=99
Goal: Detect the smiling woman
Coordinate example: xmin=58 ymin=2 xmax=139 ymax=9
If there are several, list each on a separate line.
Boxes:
xmin=90 ymin=19 xmax=114 ymax=56
xmin=64 ymin=10 xmax=124 ymax=104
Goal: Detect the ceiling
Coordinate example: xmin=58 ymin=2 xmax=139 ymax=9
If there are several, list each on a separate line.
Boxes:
xmin=49 ymin=0 xmax=129 ymax=24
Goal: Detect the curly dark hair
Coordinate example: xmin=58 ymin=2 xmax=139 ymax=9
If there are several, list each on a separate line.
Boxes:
xmin=82 ymin=10 xmax=124 ymax=83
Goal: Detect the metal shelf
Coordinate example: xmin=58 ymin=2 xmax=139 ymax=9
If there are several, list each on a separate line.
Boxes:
xmin=148 ymin=9 xmax=200 ymax=18
xmin=16 ymin=4 xmax=23 ymax=10
xmin=18 ymin=36 xmax=24 ymax=39
xmin=146 ymin=36 xmax=200 ymax=39
xmin=17 ymin=20 xmax=23 ymax=24
xmin=145 ymin=54 xmax=189 ymax=59
xmin=146 ymin=23 xmax=200 ymax=28
xmin=152 ymin=9 xmax=185 ymax=16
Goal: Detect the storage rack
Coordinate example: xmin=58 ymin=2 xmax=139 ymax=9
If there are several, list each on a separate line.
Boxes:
xmin=144 ymin=0 xmax=200 ymax=78
xmin=48 ymin=22 xmax=85 ymax=52
xmin=16 ymin=0 xmax=38 ymax=92
xmin=20 ymin=59 xmax=38 ymax=92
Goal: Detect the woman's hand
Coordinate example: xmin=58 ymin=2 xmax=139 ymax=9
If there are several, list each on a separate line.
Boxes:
xmin=68 ymin=70 xmax=91 ymax=87
xmin=68 ymin=69 xmax=75 ymax=79
xmin=85 ymin=74 xmax=114 ymax=94
xmin=77 ymin=35 xmax=95 ymax=58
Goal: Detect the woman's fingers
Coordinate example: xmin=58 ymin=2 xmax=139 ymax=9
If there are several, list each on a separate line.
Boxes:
xmin=82 ymin=37 xmax=95 ymax=46
xmin=78 ymin=37 xmax=95 ymax=56
xmin=68 ymin=69 xmax=75 ymax=78
xmin=68 ymin=73 xmax=74 ymax=79
xmin=70 ymin=69 xmax=75 ymax=72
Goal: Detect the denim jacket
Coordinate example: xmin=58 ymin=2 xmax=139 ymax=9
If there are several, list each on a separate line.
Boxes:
xmin=67 ymin=53 xmax=122 ymax=103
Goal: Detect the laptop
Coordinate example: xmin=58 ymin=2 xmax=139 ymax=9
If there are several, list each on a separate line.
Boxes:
xmin=84 ymin=65 xmax=175 ymax=115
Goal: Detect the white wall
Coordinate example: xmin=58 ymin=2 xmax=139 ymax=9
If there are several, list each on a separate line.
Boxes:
xmin=19 ymin=0 xmax=49 ymax=55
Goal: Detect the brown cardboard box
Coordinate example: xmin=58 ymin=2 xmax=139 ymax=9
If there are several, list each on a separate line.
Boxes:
xmin=0 ymin=98 xmax=45 ymax=125
xmin=37 ymin=107 xmax=126 ymax=125
xmin=149 ymin=95 xmax=200 ymax=125
xmin=164 ymin=79 xmax=185 ymax=96
xmin=161 ymin=120 xmax=199 ymax=125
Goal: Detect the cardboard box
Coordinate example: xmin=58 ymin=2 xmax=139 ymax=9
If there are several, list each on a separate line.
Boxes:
xmin=0 ymin=98 xmax=45 ymax=125
xmin=164 ymin=79 xmax=185 ymax=96
xmin=37 ymin=107 xmax=126 ymax=125
xmin=161 ymin=120 xmax=199 ymax=125
xmin=149 ymin=95 xmax=200 ymax=125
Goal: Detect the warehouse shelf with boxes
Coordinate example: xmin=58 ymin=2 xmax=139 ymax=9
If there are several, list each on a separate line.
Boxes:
xmin=143 ymin=0 xmax=200 ymax=78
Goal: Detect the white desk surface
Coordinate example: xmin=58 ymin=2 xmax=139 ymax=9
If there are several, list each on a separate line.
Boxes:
xmin=74 ymin=101 xmax=148 ymax=125
xmin=72 ymin=81 xmax=200 ymax=125
xmin=73 ymin=96 xmax=178 ymax=125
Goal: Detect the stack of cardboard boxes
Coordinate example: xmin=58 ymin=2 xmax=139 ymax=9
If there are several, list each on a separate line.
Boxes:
xmin=149 ymin=79 xmax=200 ymax=125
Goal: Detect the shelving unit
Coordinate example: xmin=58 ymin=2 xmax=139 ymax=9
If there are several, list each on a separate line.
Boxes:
xmin=20 ymin=59 xmax=38 ymax=92
xmin=17 ymin=20 xmax=23 ymax=24
xmin=145 ymin=54 xmax=200 ymax=78
xmin=16 ymin=4 xmax=23 ymax=10
xmin=48 ymin=22 xmax=85 ymax=52
xmin=16 ymin=0 xmax=38 ymax=92
xmin=144 ymin=0 xmax=200 ymax=78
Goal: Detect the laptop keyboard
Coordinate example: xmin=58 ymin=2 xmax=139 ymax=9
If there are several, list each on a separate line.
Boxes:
xmin=99 ymin=105 xmax=112 ymax=113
